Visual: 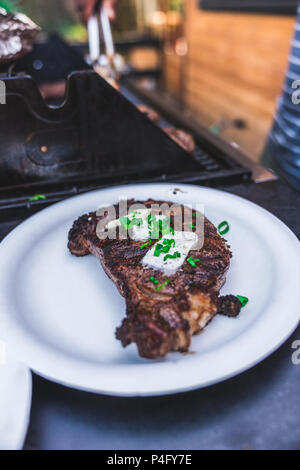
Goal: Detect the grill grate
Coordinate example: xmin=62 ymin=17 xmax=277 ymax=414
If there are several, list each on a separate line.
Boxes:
xmin=0 ymin=71 xmax=251 ymax=218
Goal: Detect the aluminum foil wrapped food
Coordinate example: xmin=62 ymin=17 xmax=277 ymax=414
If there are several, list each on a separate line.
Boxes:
xmin=0 ymin=7 xmax=40 ymax=64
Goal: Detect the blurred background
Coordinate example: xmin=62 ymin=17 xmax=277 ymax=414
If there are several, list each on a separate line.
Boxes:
xmin=0 ymin=0 xmax=298 ymax=166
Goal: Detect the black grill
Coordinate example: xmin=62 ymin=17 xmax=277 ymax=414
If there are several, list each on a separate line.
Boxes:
xmin=0 ymin=70 xmax=251 ymax=219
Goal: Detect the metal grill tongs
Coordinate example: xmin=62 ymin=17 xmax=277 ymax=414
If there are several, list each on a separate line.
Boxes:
xmin=87 ymin=1 xmax=119 ymax=89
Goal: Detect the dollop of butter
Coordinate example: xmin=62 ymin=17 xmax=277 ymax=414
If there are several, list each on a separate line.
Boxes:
xmin=106 ymin=209 xmax=151 ymax=241
xmin=106 ymin=210 xmax=198 ymax=275
xmin=142 ymin=231 xmax=198 ymax=276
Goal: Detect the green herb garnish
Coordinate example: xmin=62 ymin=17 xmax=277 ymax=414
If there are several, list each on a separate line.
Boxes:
xmin=154 ymin=239 xmax=175 ymax=257
xmin=154 ymin=243 xmax=164 ymax=257
xmin=148 ymin=214 xmax=160 ymax=238
xmin=189 ymin=223 xmax=195 ymax=229
xmin=236 ymin=295 xmax=249 ymax=308
xmin=187 ymin=257 xmax=201 ymax=268
xmin=129 ymin=217 xmax=143 ymax=228
xmin=140 ymin=239 xmax=152 ymax=250
xmin=120 ymin=217 xmax=131 ymax=230
xmin=146 ymin=276 xmax=159 ymax=285
xmin=159 ymin=218 xmax=172 ymax=236
xmin=29 ymin=194 xmax=46 ymax=202
xmin=164 ymin=251 xmax=181 ymax=262
xmin=156 ymin=279 xmax=171 ymax=292
xmin=158 ymin=219 xmax=165 ymax=235
xmin=147 ymin=214 xmax=175 ymax=238
xmin=130 ymin=210 xmax=138 ymax=217
xmin=164 ymin=239 xmax=175 ymax=248
xmin=147 ymin=214 xmax=155 ymax=225
xmin=218 ymin=221 xmax=230 ymax=236
xmin=146 ymin=277 xmax=171 ymax=290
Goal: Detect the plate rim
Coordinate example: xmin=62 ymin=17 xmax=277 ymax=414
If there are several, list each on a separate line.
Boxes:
xmin=16 ymin=365 xmax=32 ymax=450
xmin=0 ymin=360 xmax=32 ymax=449
xmin=0 ymin=183 xmax=299 ymax=397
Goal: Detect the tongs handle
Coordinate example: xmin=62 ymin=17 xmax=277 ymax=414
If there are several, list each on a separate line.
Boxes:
xmin=87 ymin=14 xmax=100 ymax=63
xmin=88 ymin=1 xmax=115 ymax=65
xmin=87 ymin=0 xmax=104 ymax=63
xmin=100 ymin=8 xmax=115 ymax=58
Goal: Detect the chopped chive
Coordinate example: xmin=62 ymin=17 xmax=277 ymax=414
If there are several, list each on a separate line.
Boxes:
xmin=29 ymin=194 xmax=46 ymax=202
xmin=164 ymin=252 xmax=181 ymax=261
xmin=147 ymin=214 xmax=175 ymax=238
xmin=148 ymin=214 xmax=160 ymax=238
xmin=189 ymin=223 xmax=195 ymax=229
xmin=140 ymin=239 xmax=152 ymax=250
xmin=154 ymin=243 xmax=164 ymax=257
xmin=147 ymin=214 xmax=157 ymax=228
xmin=154 ymin=238 xmax=175 ymax=257
xmin=130 ymin=211 xmax=137 ymax=217
xmin=147 ymin=214 xmax=155 ymax=224
xmin=236 ymin=295 xmax=249 ymax=308
xmin=187 ymin=257 xmax=201 ymax=268
xmin=120 ymin=216 xmax=131 ymax=229
xmin=156 ymin=279 xmax=171 ymax=292
xmin=129 ymin=217 xmax=143 ymax=228
xmin=146 ymin=276 xmax=159 ymax=285
xmin=163 ymin=238 xmax=175 ymax=247
xmin=218 ymin=221 xmax=230 ymax=236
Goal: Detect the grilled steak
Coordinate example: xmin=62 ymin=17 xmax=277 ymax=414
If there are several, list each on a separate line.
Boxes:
xmin=68 ymin=199 xmax=237 ymax=359
xmin=218 ymin=295 xmax=242 ymax=318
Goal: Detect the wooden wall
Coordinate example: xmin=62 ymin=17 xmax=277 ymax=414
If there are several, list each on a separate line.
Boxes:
xmin=181 ymin=0 xmax=295 ymax=160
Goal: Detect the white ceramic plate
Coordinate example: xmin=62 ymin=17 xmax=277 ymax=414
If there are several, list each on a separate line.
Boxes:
xmin=0 ymin=184 xmax=299 ymax=397
xmin=0 ymin=352 xmax=32 ymax=450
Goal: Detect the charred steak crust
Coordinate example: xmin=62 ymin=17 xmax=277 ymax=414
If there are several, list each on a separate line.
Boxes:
xmin=218 ymin=295 xmax=242 ymax=318
xmin=68 ymin=200 xmax=232 ymax=359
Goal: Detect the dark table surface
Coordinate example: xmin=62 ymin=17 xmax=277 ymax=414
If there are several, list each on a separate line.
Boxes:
xmin=1 ymin=180 xmax=300 ymax=450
